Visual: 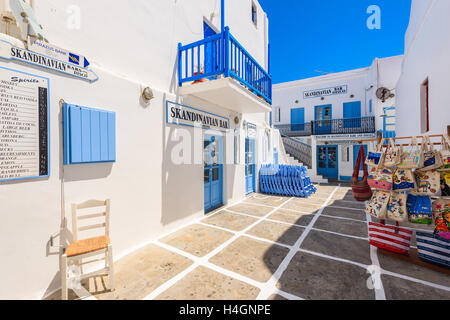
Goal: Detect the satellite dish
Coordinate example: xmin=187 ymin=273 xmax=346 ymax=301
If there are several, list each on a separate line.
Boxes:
xmin=376 ymin=87 xmax=395 ymax=103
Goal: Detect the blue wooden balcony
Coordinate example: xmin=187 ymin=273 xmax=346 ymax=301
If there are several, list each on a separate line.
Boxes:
xmin=178 ymin=27 xmax=272 ymax=109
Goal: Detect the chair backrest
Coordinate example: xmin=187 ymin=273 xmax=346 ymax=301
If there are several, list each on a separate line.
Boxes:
xmin=71 ymin=199 xmax=110 ymax=242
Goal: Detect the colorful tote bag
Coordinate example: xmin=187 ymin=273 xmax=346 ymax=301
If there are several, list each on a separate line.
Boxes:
xmin=369 ymin=222 xmax=412 ymax=256
xmin=366 ymin=143 xmax=385 ymax=169
xmin=407 ymin=195 xmax=433 ymax=224
xmin=414 ymin=170 xmax=441 ymax=196
xmin=368 ymin=167 xmax=393 ymax=191
xmin=438 ymin=135 xmax=450 ymax=172
xmin=393 ymin=169 xmax=417 ymax=191
xmin=433 ymin=198 xmax=450 ymax=234
xmin=387 ymin=192 xmax=408 ymax=222
xmin=441 ymin=172 xmax=450 ymax=196
xmin=420 ymin=136 xmax=443 ymax=171
xmin=384 ymin=138 xmax=401 ymax=168
xmin=397 ymin=137 xmax=423 ymax=169
xmin=416 ymin=232 xmax=450 ymax=268
xmin=351 ymin=146 xmax=373 ymax=202
xmin=365 ymin=191 xmax=390 ymax=219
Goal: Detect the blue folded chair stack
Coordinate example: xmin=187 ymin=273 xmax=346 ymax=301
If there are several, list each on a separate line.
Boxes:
xmin=259 ymin=165 xmax=317 ymax=198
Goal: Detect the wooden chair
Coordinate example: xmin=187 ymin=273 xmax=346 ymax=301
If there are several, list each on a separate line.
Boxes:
xmin=60 ymin=199 xmax=114 ymax=300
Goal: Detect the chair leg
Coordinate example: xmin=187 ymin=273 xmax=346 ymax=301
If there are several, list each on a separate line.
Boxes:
xmin=107 ymin=245 xmax=115 ymax=291
xmin=61 ymin=255 xmax=68 ymax=300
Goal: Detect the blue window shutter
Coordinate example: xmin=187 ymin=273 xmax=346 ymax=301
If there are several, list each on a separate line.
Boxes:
xmin=90 ymin=110 xmax=101 ymax=162
xmin=99 ymin=111 xmax=109 ymax=161
xmin=81 ymin=108 xmax=92 ymax=162
xmin=69 ymin=105 xmax=82 ymax=164
xmin=107 ymin=112 xmax=116 ymax=161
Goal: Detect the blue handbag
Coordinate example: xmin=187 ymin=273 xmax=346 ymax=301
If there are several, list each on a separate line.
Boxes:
xmin=407 ymin=195 xmax=433 ymax=224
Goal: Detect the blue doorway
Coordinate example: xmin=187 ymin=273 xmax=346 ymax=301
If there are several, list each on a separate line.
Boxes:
xmin=317 ymin=145 xmax=338 ymax=179
xmin=314 ymin=105 xmax=332 ymax=134
xmin=203 ymin=22 xmax=218 ymax=78
xmin=353 ymin=145 xmax=368 ymax=171
xmin=245 ymin=138 xmax=256 ymax=194
xmin=343 ymin=101 xmax=362 ymax=128
xmin=204 ymin=134 xmax=223 ymax=213
xmin=290 ymin=108 xmax=305 ymax=131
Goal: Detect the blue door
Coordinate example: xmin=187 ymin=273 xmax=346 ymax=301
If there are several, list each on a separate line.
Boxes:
xmin=204 ymin=134 xmax=223 ymax=213
xmin=290 ymin=108 xmax=305 ymax=131
xmin=246 ymin=138 xmax=256 ymax=194
xmin=315 ymin=105 xmax=332 ymax=134
xmin=203 ymin=22 xmax=218 ymax=78
xmin=353 ymin=145 xmax=368 ymax=171
xmin=343 ymin=102 xmax=362 ymax=128
xmin=317 ymin=145 xmax=338 ymax=179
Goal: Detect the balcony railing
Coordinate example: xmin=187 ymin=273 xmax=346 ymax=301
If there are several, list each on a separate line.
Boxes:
xmin=275 ymin=116 xmax=376 ymax=137
xmin=178 ymin=27 xmax=272 ymax=105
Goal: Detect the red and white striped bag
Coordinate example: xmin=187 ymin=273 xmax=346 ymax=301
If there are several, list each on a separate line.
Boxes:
xmin=368 ymin=222 xmax=413 ymax=255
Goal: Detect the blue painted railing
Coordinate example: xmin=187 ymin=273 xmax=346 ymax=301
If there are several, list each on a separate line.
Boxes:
xmin=178 ymin=27 xmax=272 ymax=105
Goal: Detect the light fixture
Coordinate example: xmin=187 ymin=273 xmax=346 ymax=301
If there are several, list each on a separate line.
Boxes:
xmin=142 ymin=87 xmax=154 ymax=102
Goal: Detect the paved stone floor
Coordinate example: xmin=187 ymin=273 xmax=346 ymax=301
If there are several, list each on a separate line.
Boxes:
xmin=47 ymin=184 xmax=450 ymax=300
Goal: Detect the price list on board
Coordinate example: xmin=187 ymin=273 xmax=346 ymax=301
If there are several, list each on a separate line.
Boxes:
xmin=0 ymin=68 xmax=49 ymax=181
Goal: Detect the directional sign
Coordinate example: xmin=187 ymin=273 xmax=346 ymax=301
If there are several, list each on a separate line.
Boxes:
xmin=28 ymin=39 xmax=91 ymax=68
xmin=0 ymin=40 xmax=98 ymax=82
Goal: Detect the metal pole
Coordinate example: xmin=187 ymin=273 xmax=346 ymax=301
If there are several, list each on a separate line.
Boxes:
xmin=221 ymin=0 xmax=225 ymax=32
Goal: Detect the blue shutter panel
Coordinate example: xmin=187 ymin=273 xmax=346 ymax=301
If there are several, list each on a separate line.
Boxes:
xmin=63 ymin=104 xmax=116 ymax=165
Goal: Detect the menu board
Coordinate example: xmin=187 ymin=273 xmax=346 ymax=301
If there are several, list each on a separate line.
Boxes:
xmin=0 ymin=67 xmax=49 ymax=181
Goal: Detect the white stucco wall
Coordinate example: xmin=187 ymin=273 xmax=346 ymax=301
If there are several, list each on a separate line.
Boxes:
xmin=396 ymin=0 xmax=450 ymax=136
xmin=0 ymin=0 xmax=271 ymax=299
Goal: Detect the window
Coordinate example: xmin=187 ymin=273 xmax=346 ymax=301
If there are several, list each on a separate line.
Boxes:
xmin=342 ymin=146 xmax=350 ymax=162
xmin=274 ymin=107 xmax=281 ymax=123
xmin=420 ymin=78 xmax=430 ymax=133
xmin=251 ymin=2 xmax=257 ymax=27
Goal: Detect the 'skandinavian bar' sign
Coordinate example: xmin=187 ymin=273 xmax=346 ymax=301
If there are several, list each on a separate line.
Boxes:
xmin=0 ymin=40 xmax=98 ymax=82
xmin=166 ymin=101 xmax=230 ymax=131
xmin=303 ymin=85 xmax=348 ymax=99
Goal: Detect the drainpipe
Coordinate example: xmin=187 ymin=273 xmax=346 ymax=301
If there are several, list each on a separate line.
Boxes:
xmin=221 ymin=0 xmax=225 ymax=32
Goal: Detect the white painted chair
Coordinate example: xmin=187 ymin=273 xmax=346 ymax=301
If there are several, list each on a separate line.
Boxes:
xmin=60 ymin=199 xmax=114 ymax=300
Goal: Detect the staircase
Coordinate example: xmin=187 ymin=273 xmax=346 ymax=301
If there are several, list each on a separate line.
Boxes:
xmin=281 ymin=136 xmax=328 ymax=184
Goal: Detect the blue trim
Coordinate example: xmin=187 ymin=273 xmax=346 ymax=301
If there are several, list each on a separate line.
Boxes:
xmin=0 ymin=39 xmax=98 ymax=83
xmin=339 ymin=176 xmax=352 ymax=181
xmin=221 ymin=0 xmax=225 ymax=32
xmin=0 ymin=66 xmax=51 ymax=182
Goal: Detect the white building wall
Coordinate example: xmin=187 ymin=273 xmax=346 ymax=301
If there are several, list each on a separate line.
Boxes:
xmin=0 ymin=0 xmax=271 ymax=299
xmin=396 ymin=0 xmax=450 ymax=136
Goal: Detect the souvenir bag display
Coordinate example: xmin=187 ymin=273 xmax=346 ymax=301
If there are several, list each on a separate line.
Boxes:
xmin=416 ymin=231 xmax=450 ymax=268
xmin=351 ymin=146 xmax=373 ymax=202
xmin=386 ymin=192 xmax=408 ymax=222
xmin=432 ymin=198 xmax=450 ymax=240
xmin=365 ymin=143 xmax=385 ymax=169
xmin=393 ymin=168 xmax=417 ymax=191
xmin=397 ymin=137 xmax=424 ymax=169
xmin=384 ymin=138 xmax=401 ymax=168
xmin=438 ymin=135 xmax=450 ymax=171
xmin=365 ymin=191 xmax=390 ymax=219
xmin=368 ymin=222 xmax=413 ymax=256
xmin=368 ymin=167 xmax=393 ymax=191
xmin=407 ymin=194 xmax=433 ymax=224
xmin=419 ymin=136 xmax=443 ymax=171
xmin=414 ymin=170 xmax=441 ymax=196
xmin=441 ymin=172 xmax=450 ymax=196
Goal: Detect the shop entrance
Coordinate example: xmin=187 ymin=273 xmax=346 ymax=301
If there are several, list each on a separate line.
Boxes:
xmin=245 ymin=138 xmax=256 ymax=194
xmin=204 ymin=134 xmax=223 ymax=213
xmin=317 ymin=145 xmax=338 ymax=179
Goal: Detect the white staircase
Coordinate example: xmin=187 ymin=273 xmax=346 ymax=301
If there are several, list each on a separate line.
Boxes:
xmin=286 ymin=154 xmax=329 ymax=184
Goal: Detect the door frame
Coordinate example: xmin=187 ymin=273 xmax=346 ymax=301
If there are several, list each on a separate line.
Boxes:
xmin=315 ymin=104 xmax=332 ymax=134
xmin=204 ymin=133 xmax=224 ymax=214
xmin=317 ymin=145 xmax=339 ymax=179
xmin=245 ymin=138 xmax=256 ymax=195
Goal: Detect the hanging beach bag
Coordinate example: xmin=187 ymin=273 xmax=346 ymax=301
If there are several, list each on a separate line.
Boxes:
xmin=419 ymin=136 xmax=443 ymax=171
xmin=407 ymin=194 xmax=433 ymax=224
xmin=414 ymin=170 xmax=441 ymax=196
xmin=441 ymin=172 xmax=450 ymax=196
xmin=416 ymin=232 xmax=450 ymax=268
xmin=351 ymin=146 xmax=373 ymax=202
xmin=433 ymin=198 xmax=450 ymax=236
xmin=397 ymin=137 xmax=424 ymax=169
xmin=366 ymin=143 xmax=385 ymax=169
xmin=368 ymin=222 xmax=412 ymax=256
xmin=438 ymin=135 xmax=450 ymax=172
xmin=393 ymin=168 xmax=417 ymax=191
xmin=384 ymin=138 xmax=401 ymax=168
xmin=368 ymin=167 xmax=393 ymax=191
xmin=387 ymin=192 xmax=408 ymax=222
xmin=365 ymin=191 xmax=391 ymax=219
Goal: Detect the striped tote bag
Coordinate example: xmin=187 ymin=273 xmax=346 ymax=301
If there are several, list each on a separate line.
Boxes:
xmin=416 ymin=232 xmax=450 ymax=268
xmin=369 ymin=222 xmax=412 ymax=255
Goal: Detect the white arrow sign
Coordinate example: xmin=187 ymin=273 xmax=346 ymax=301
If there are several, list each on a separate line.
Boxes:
xmin=0 ymin=40 xmax=98 ymax=82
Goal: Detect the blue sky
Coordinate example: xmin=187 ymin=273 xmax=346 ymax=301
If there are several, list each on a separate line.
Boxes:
xmin=259 ymin=0 xmax=412 ymax=84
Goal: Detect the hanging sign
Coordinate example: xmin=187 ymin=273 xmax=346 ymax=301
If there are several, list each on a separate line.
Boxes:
xmin=303 ymin=85 xmax=348 ymax=99
xmin=166 ymin=101 xmax=230 ymax=131
xmin=0 ymin=66 xmax=49 ymax=182
xmin=0 ymin=40 xmax=98 ymax=82
xmin=247 ymin=123 xmax=257 ymax=139
xmin=28 ymin=39 xmax=91 ymax=68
